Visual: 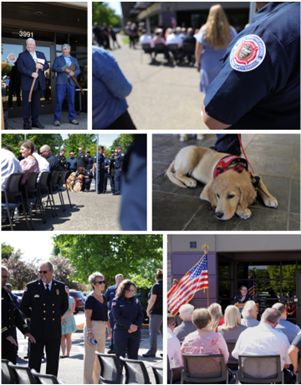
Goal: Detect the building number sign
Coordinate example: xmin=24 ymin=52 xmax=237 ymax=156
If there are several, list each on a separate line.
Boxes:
xmin=19 ymin=31 xmax=34 ymax=38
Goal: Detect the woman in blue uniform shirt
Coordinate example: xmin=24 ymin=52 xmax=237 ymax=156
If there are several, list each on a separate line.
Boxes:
xmin=111 ymin=279 xmax=144 ymax=367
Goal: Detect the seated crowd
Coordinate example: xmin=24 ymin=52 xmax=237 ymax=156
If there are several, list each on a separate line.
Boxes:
xmin=139 ymin=26 xmax=198 ymax=63
xmin=168 ymin=301 xmax=301 ymax=384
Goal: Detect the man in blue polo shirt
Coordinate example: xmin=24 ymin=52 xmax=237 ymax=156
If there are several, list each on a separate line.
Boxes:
xmin=66 ymin=152 xmax=77 ymax=175
xmin=202 ymin=2 xmax=300 ymax=129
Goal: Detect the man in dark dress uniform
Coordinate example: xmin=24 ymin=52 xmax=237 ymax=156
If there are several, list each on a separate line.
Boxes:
xmin=114 ymin=145 xmax=125 ymax=196
xmin=2 ymin=266 xmax=36 ymax=364
xmin=77 ymin=147 xmax=88 ymax=169
xmin=110 ymin=150 xmax=117 ymax=194
xmin=20 ymin=262 xmax=68 ymax=376
xmin=94 ymin=145 xmax=105 ymax=194
xmin=234 ymin=285 xmax=254 ymax=304
xmin=56 ymin=150 xmax=67 ymax=169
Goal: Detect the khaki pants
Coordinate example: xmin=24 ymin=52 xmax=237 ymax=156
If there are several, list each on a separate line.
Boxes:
xmin=83 ymin=320 xmax=106 ymax=384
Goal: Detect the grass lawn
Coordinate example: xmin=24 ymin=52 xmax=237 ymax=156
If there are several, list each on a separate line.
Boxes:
xmin=122 ymin=36 xmax=129 ymax=44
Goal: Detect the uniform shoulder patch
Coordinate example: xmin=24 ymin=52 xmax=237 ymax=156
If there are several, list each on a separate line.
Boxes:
xmin=230 ymin=34 xmax=266 ymax=72
xmin=121 ymin=153 xmax=125 ymax=156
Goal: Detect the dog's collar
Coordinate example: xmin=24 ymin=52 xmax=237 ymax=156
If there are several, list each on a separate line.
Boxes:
xmin=213 ymin=155 xmax=250 ymax=179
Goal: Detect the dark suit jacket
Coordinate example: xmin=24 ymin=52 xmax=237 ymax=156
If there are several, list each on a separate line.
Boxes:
xmin=52 ymin=55 xmax=81 ymax=87
xmin=17 ymin=50 xmax=49 ymax=92
xmin=20 ymin=279 xmax=68 ymax=340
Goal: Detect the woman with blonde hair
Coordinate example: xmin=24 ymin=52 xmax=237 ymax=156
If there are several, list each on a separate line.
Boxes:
xmin=218 ymin=305 xmax=247 ymax=341
xmin=195 ymin=5 xmax=237 ymax=102
xmin=181 ymin=308 xmax=229 ymax=365
xmin=208 ymin=303 xmax=224 ymax=331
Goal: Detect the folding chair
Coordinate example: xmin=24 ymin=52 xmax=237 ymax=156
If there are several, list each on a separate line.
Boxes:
xmin=236 ymin=355 xmax=284 ymax=384
xmin=226 ymin=340 xmax=238 ymax=371
xmin=8 ymin=362 xmax=35 ymax=384
xmin=181 ymin=42 xmax=195 ymax=63
xmin=22 ymin=172 xmax=45 ymax=229
xmin=31 ymin=368 xmax=63 ymax=384
xmin=95 ymin=352 xmax=122 ymax=384
xmin=150 ymin=364 xmax=163 ymax=384
xmin=181 ymin=354 xmax=229 ymax=383
xmin=47 ymin=171 xmax=62 ymax=216
xmin=1 ymin=173 xmax=30 ymax=231
xmin=154 ymin=43 xmax=168 ymax=62
xmin=58 ymin=170 xmax=72 ymax=209
xmin=120 ymin=356 xmax=151 ymax=384
xmin=141 ymin=43 xmax=153 ymax=63
xmin=167 ymin=44 xmax=181 ymax=64
xmin=2 ymin=359 xmax=17 ymax=384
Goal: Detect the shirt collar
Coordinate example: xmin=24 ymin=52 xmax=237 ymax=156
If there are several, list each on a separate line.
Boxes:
xmin=43 ymin=279 xmax=52 ymax=290
xmin=252 ymin=2 xmax=286 ymax=23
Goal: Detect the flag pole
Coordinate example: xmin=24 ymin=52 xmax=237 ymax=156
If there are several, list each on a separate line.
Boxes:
xmin=202 ymin=244 xmax=210 ymax=308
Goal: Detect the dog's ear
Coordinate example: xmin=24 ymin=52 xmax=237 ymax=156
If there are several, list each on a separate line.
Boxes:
xmin=238 ymin=178 xmax=257 ymax=209
xmin=200 ymin=180 xmax=217 ymax=208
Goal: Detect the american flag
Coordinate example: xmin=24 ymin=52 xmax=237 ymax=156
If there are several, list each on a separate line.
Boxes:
xmin=167 ymin=255 xmax=209 ymax=316
xmin=248 ymin=271 xmax=257 ymax=298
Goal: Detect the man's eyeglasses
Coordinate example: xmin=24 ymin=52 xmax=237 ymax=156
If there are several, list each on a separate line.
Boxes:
xmin=40 ymin=151 xmax=47 ymax=155
xmin=95 ymin=280 xmax=105 ymax=285
xmin=39 ymin=270 xmax=50 ymax=274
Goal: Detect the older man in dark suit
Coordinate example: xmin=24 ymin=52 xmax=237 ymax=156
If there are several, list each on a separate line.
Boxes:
xmin=52 ymin=44 xmax=81 ymax=126
xmin=17 ymin=38 xmax=49 ymax=129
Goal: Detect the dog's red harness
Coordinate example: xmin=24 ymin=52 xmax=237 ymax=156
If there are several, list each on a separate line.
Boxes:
xmin=213 ymin=155 xmax=251 ymax=179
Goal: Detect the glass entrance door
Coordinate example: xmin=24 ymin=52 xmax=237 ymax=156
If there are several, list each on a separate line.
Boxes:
xmin=2 ymin=39 xmax=55 ymax=118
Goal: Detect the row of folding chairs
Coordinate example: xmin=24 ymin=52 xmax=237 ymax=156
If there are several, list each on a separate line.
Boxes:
xmin=1 ymin=170 xmax=72 ymax=231
xmin=172 ymin=353 xmax=298 ymax=384
xmin=141 ymin=43 xmax=195 ymax=64
xmin=2 ymin=359 xmax=63 ymax=384
xmin=96 ymin=352 xmax=163 ymax=384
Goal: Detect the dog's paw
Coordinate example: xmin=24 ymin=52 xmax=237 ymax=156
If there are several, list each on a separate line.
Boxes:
xmin=264 ymin=196 xmax=278 ymax=208
xmin=236 ymin=208 xmax=252 ymax=219
xmin=179 ymin=134 xmax=188 ymax=142
xmin=186 ymin=179 xmax=197 ymax=188
xmin=197 ymin=134 xmax=204 ymax=141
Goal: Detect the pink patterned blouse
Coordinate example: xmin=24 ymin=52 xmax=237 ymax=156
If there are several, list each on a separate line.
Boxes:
xmin=181 ymin=330 xmax=229 ymax=364
xmin=20 ymin=157 xmax=39 ymax=184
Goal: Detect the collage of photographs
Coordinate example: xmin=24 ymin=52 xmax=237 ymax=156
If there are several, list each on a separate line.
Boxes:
xmin=0 ymin=1 xmax=300 ymax=385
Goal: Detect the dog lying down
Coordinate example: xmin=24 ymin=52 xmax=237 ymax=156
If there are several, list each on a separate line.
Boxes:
xmin=166 ymin=146 xmax=278 ymax=220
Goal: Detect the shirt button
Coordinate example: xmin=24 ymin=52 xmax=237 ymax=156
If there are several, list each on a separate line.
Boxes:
xmin=52 ymin=304 xmax=55 ymax=306
xmin=43 ymin=318 xmax=46 ymax=320
xmin=43 ymin=304 xmax=46 ymax=306
xmin=52 ymin=318 xmax=55 ymax=321
xmin=44 ymin=310 xmax=46 ymax=313
xmin=52 ymin=311 xmax=55 ymax=313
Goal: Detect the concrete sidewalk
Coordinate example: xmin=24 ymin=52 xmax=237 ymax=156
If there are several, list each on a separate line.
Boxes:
xmin=107 ymin=36 xmax=209 ymax=130
xmin=2 ymin=181 xmax=122 ymax=231
xmin=5 ymin=111 xmax=87 ymax=130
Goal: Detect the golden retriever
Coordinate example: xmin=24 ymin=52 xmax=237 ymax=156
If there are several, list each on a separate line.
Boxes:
xmin=63 ymin=172 xmax=76 ymax=191
xmin=166 ymin=146 xmax=278 ymax=220
xmin=73 ymin=167 xmax=86 ymax=193
xmin=179 ymin=134 xmax=204 ymax=142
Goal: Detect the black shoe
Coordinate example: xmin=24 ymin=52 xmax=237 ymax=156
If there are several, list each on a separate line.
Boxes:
xmin=142 ymin=354 xmax=155 ymax=358
xmin=32 ymin=122 xmax=45 ymax=129
xmin=23 ymin=124 xmax=32 ymax=129
xmin=24 ymin=355 xmax=29 ymax=359
xmin=107 ymin=349 xmax=115 ymax=354
xmin=113 ymin=193 xmax=120 ymax=195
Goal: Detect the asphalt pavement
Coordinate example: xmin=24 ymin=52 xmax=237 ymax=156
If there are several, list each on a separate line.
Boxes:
xmin=16 ymin=312 xmax=163 ymax=384
xmin=105 ymin=36 xmax=210 ymax=129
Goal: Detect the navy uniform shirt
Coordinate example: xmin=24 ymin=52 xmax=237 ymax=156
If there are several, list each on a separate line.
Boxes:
xmin=77 ymin=153 xmax=88 ymax=169
xmin=20 ymin=279 xmax=68 ymax=340
xmin=111 ymin=296 xmax=144 ymax=331
xmin=46 ymin=153 xmax=64 ymax=172
xmin=66 ymin=157 xmax=78 ymax=172
xmin=104 ymin=284 xmax=117 ymax=310
xmin=86 ymin=156 xmax=94 ymax=170
xmin=291 ymin=332 xmax=301 ymax=350
xmin=2 ymin=287 xmax=29 ymax=340
xmin=56 ymin=154 xmax=67 ymax=169
xmin=96 ymin=152 xmax=104 ymax=173
xmin=204 ymin=2 xmax=300 ymax=129
xmin=104 ymin=158 xmax=110 ymax=174
xmin=115 ymin=151 xmax=125 ymax=169
xmin=233 ymin=293 xmax=254 ymax=304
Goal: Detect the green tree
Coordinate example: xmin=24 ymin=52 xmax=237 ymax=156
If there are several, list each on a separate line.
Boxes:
xmin=62 ymin=134 xmax=97 ymax=158
xmin=92 ymin=2 xmax=121 ymax=28
xmin=2 ymin=254 xmax=39 ymax=290
xmin=51 ymin=235 xmax=163 ymax=287
xmin=1 ymin=134 xmax=63 ymax=158
xmin=1 ymin=243 xmax=15 ymax=260
xmin=111 ymin=134 xmax=134 ymax=154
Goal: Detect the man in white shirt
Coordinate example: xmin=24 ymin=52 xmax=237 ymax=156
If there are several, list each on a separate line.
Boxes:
xmin=167 ymin=313 xmax=183 ymax=382
xmin=273 ymin=302 xmax=301 ymax=343
xmin=32 ymin=145 xmax=50 ymax=181
xmin=166 ymin=29 xmax=183 ymax=48
xmin=232 ymin=308 xmax=293 ymax=383
xmin=1 ymin=148 xmax=23 ymax=192
xmin=139 ymin=29 xmax=154 ymax=48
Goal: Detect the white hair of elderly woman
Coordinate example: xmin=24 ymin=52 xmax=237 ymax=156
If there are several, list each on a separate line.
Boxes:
xmin=241 ymin=300 xmax=257 ymax=319
xmin=179 ymin=304 xmax=194 ymax=320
